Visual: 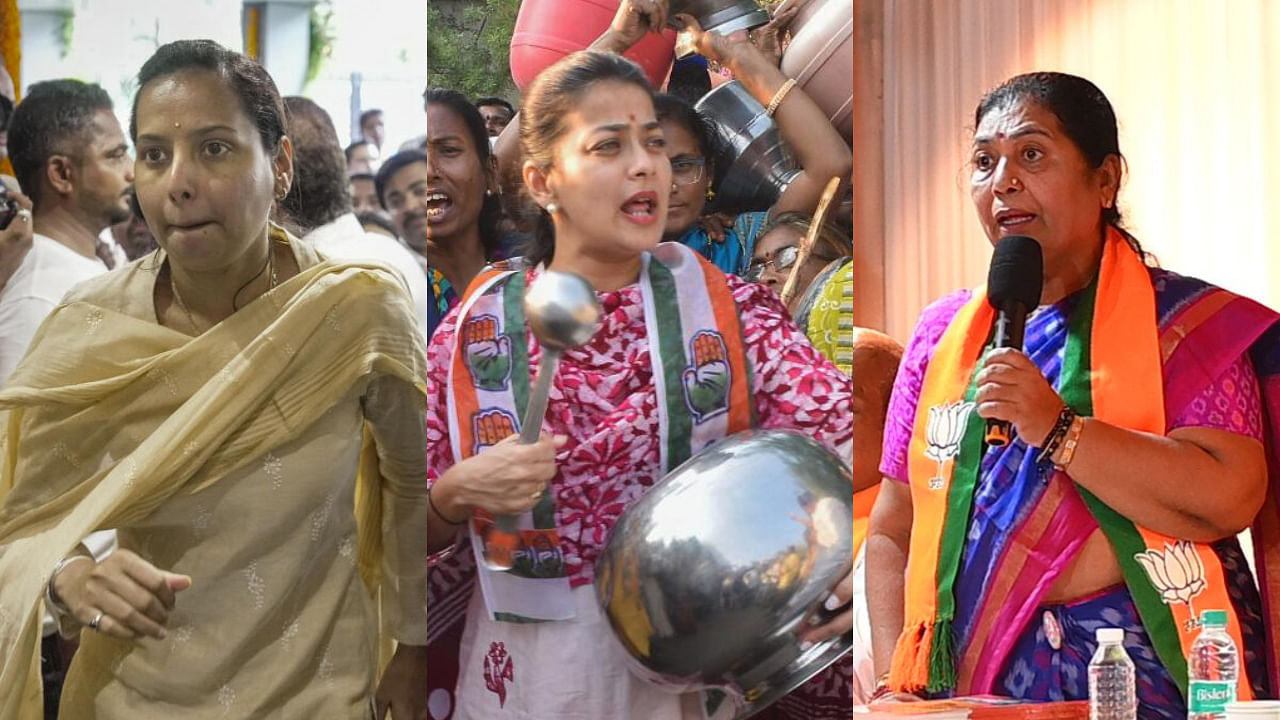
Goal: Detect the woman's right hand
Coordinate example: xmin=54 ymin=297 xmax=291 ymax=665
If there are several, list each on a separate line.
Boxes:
xmin=601 ymin=0 xmax=670 ymax=53
xmin=53 ymin=549 xmax=192 ymax=640
xmin=437 ymin=433 xmax=567 ymax=517
xmin=751 ymin=2 xmax=801 ymax=67
xmin=674 ymin=13 xmax=761 ymax=69
xmin=698 ymin=212 xmax=736 ymax=244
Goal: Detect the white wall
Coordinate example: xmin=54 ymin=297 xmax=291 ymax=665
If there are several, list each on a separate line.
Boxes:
xmin=14 ymin=0 xmax=425 ymax=158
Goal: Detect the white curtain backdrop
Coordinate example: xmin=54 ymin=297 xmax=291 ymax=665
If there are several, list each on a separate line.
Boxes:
xmin=856 ymin=0 xmax=1280 ymax=341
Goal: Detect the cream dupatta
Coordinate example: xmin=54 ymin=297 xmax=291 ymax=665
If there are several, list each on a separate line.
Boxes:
xmin=0 ymin=237 xmax=425 ymax=719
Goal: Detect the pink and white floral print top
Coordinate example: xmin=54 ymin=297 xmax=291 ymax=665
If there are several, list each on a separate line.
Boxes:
xmin=426 ymin=269 xmax=853 ymax=588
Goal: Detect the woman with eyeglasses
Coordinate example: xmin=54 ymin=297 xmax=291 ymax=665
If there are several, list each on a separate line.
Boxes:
xmin=638 ymin=7 xmax=849 ymax=277
xmin=745 ymin=210 xmax=849 ymax=312
xmin=492 ymin=0 xmax=852 ymax=279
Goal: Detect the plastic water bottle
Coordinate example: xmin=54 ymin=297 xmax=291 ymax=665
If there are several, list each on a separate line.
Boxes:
xmin=1089 ymin=627 xmax=1136 ymax=720
xmin=1189 ymin=610 xmax=1239 ymax=720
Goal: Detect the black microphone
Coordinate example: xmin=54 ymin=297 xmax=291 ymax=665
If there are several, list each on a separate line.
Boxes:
xmin=984 ymin=235 xmax=1044 ymax=447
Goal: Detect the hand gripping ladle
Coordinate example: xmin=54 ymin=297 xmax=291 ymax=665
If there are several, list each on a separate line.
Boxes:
xmin=482 ymin=270 xmax=602 ymax=571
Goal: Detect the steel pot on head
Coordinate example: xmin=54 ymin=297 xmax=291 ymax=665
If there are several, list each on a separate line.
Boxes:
xmin=694 ymin=81 xmax=801 ymax=216
xmin=595 ymin=429 xmax=854 ymax=719
xmin=669 ymin=0 xmax=770 ymax=52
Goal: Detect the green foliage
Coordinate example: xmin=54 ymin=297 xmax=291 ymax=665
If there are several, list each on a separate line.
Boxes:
xmin=427 ymin=0 xmax=520 ymax=102
xmin=59 ymin=11 xmax=74 ymax=60
xmin=307 ymin=1 xmax=337 ymax=87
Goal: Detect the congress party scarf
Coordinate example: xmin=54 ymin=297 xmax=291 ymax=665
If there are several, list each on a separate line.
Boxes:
xmin=445 ymin=242 xmax=754 ymax=622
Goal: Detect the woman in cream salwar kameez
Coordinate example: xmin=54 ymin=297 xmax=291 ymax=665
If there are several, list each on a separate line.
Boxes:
xmin=0 ymin=40 xmax=429 ymax=719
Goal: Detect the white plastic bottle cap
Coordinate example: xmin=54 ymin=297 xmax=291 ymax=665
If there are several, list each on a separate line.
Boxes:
xmin=1095 ymin=627 xmax=1124 ymax=643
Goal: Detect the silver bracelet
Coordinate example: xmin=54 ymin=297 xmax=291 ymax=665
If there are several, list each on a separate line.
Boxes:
xmin=45 ymin=554 xmax=92 ymax=616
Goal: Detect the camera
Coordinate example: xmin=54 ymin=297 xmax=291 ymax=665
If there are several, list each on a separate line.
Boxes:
xmin=0 ymin=195 xmax=18 ymax=231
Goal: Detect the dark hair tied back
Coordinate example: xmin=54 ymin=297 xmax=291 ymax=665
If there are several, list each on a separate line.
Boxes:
xmin=131 ymin=39 xmax=286 ymax=156
xmin=653 ymin=92 xmax=724 ymax=191
xmin=975 ymin=71 xmax=1145 ymax=257
xmin=517 ymin=50 xmax=654 ymax=267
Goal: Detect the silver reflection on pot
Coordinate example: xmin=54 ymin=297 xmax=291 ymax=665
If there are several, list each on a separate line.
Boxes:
xmin=595 ymin=429 xmax=853 ymax=719
xmin=669 ymin=0 xmax=770 ymax=57
xmin=694 ymin=81 xmax=801 ymax=217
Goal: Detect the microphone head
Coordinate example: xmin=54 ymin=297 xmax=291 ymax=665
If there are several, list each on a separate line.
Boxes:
xmin=987 ymin=235 xmax=1044 ymax=311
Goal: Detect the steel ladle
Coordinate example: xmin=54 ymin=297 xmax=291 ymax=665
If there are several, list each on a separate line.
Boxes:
xmin=482 ymin=270 xmax=602 ymax=570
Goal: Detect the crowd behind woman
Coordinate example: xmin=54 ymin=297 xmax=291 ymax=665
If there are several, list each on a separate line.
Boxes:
xmin=419 ymin=0 xmax=872 ymax=717
xmin=0 ymin=5 xmax=867 ymax=717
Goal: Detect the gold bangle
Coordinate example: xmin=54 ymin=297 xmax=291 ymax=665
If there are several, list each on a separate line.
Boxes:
xmin=766 ymin=78 xmax=797 ymax=117
xmin=869 ymin=673 xmax=895 ymax=702
xmin=1053 ymin=414 xmax=1086 ymax=471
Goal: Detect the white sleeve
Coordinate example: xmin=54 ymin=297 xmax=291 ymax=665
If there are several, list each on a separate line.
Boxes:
xmin=0 ymin=294 xmax=57 ymax=386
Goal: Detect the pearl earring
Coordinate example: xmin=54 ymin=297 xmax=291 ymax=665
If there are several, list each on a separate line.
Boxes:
xmin=545 ymin=202 xmax=558 ymax=214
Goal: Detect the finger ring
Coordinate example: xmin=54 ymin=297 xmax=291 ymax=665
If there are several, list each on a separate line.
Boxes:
xmin=89 ymin=611 xmax=104 ymax=631
xmin=17 ymin=210 xmax=30 ymax=223
xmin=530 ymin=490 xmax=543 ymax=501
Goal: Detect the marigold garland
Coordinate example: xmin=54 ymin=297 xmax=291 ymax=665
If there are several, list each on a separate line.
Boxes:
xmin=0 ymin=0 xmax=19 ymax=176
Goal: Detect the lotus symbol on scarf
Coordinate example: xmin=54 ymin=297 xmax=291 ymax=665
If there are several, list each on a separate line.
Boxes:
xmin=924 ymin=401 xmax=974 ymax=490
xmin=1134 ymin=540 xmax=1207 ymax=629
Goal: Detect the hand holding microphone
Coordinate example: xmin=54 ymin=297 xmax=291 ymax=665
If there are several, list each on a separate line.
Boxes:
xmin=974 ymin=236 xmax=1063 ymax=447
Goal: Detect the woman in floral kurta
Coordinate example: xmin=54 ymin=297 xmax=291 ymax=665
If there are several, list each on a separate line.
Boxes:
xmin=425 ymin=266 xmax=852 ymax=718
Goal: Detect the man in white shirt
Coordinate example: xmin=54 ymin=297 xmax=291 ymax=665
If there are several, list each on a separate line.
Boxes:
xmin=3 ymin=79 xmax=133 ymax=384
xmin=278 ymin=96 xmax=428 ymax=335
xmin=5 ymin=78 xmax=129 ymax=720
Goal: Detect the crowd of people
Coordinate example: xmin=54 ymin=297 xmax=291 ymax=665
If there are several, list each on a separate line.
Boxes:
xmin=0 ymin=0 xmax=868 ymax=715
xmin=0 ymin=0 xmax=1275 ymax=719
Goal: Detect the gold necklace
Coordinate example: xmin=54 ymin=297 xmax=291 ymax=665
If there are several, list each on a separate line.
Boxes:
xmin=169 ymin=265 xmax=201 ymax=334
xmin=168 ymin=243 xmax=277 ymax=334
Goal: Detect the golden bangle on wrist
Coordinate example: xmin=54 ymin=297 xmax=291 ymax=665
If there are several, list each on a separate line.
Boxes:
xmin=1053 ymin=414 xmax=1086 ymax=471
xmin=766 ymin=78 xmax=797 ymax=117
